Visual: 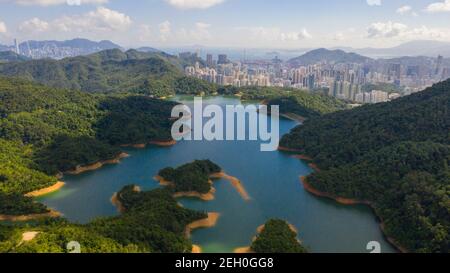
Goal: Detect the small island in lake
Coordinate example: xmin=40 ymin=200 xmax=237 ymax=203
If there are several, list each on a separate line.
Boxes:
xmin=155 ymin=160 xmax=250 ymax=201
xmin=235 ymin=219 xmax=308 ymax=253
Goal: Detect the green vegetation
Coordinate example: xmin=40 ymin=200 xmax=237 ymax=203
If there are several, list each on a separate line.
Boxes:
xmin=158 ymin=160 xmax=222 ymax=194
xmin=0 ymin=194 xmax=49 ymax=216
xmin=362 ymin=82 xmax=404 ymax=94
xmin=251 ymin=219 xmax=307 ymax=253
xmin=0 ymin=186 xmax=207 ymax=253
xmin=0 ymin=76 xmax=178 ymax=215
xmin=0 ymin=49 xmax=215 ymax=97
xmin=281 ymin=79 xmax=450 ymax=253
xmin=218 ymin=86 xmax=348 ymax=119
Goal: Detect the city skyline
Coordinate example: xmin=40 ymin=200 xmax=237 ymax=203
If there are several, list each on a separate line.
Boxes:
xmin=0 ymin=0 xmax=450 ymax=48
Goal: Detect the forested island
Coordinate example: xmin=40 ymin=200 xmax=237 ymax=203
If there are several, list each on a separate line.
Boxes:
xmin=281 ymin=79 xmax=450 ymax=253
xmin=236 ymin=219 xmax=308 ymax=253
xmin=0 ymin=186 xmax=209 ymax=253
xmin=157 ymin=160 xmax=222 ymax=195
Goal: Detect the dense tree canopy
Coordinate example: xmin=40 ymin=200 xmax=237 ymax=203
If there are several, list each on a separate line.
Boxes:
xmin=158 ymin=160 xmax=222 ymax=194
xmin=251 ymin=219 xmax=307 ymax=253
xmin=281 ymin=79 xmax=450 ymax=253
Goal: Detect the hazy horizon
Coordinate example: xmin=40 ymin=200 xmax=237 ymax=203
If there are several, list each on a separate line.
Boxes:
xmin=1 ymin=0 xmax=450 ymax=49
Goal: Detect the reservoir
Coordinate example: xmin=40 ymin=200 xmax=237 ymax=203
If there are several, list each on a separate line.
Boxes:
xmin=39 ymin=96 xmax=396 ymax=253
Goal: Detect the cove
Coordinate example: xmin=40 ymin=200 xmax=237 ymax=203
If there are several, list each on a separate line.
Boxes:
xmin=38 ymin=96 xmax=396 ymax=253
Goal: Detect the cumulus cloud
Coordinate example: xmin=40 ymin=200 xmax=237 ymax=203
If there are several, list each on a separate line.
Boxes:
xmin=280 ymin=29 xmax=312 ymax=41
xmin=18 ymin=7 xmax=131 ymax=35
xmin=235 ymin=26 xmax=312 ymax=43
xmin=366 ymin=0 xmax=381 ymax=6
xmin=367 ymin=21 xmax=408 ymax=38
xmin=8 ymin=0 xmax=107 ymax=6
xmin=426 ymin=0 xmax=450 ymax=13
xmin=0 ymin=20 xmax=7 ymax=33
xmin=19 ymin=17 xmax=50 ymax=32
xmin=396 ymin=5 xmax=412 ymax=14
xmin=165 ymin=0 xmax=225 ymax=9
xmin=367 ymin=21 xmax=450 ymax=40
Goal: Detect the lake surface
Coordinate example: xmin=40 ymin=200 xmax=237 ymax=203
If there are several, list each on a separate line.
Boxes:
xmin=39 ymin=96 xmax=396 ymax=253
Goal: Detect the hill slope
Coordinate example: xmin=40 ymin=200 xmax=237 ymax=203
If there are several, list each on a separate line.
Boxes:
xmin=288 ymin=48 xmax=372 ymax=66
xmin=0 ymin=49 xmax=216 ymax=97
xmin=281 ymin=79 xmax=450 ymax=253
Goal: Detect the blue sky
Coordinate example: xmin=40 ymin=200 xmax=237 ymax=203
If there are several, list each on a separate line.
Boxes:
xmin=0 ymin=0 xmax=449 ymax=48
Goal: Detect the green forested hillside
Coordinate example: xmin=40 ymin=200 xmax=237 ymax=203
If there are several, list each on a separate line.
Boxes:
xmin=0 ymin=49 xmax=216 ymax=97
xmin=218 ymin=86 xmax=348 ymax=119
xmin=281 ymin=79 xmax=450 ymax=253
xmin=0 ymin=77 xmax=177 ymax=214
xmin=251 ymin=219 xmax=308 ymax=253
xmin=0 ymin=187 xmax=207 ymax=253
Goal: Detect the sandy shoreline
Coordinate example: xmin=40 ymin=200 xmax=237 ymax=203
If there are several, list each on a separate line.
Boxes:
xmin=301 ymin=177 xmax=408 ymax=253
xmin=121 ymin=140 xmax=177 ymax=149
xmin=185 ymin=212 xmax=220 ymax=238
xmin=278 ymin=146 xmax=304 ymax=153
xmin=280 ymin=113 xmax=306 ymax=123
xmin=155 ymin=171 xmax=250 ymax=202
xmin=192 ymin=245 xmax=202 ymax=253
xmin=110 ymin=186 xmax=141 ymax=213
xmin=25 ymin=181 xmax=66 ymax=198
xmin=210 ymin=172 xmax=251 ymax=201
xmin=154 ymin=176 xmax=216 ymax=201
xmin=0 ymin=210 xmax=61 ymax=222
xmin=66 ymin=152 xmax=129 ymax=175
xmin=234 ymin=222 xmax=299 ymax=253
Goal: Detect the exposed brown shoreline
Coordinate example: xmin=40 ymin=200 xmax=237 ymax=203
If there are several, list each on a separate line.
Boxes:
xmin=210 ymin=172 xmax=251 ymax=201
xmin=66 ymin=152 xmax=130 ymax=175
xmin=300 ymin=177 xmax=408 ymax=253
xmin=154 ymin=176 xmax=216 ymax=201
xmin=280 ymin=113 xmax=306 ymax=123
xmin=25 ymin=181 xmax=66 ymax=198
xmin=278 ymin=146 xmax=304 ymax=153
xmin=0 ymin=210 xmax=61 ymax=222
xmin=185 ymin=212 xmax=220 ymax=238
xmin=110 ymin=186 xmax=141 ymax=213
xmin=234 ymin=222 xmax=299 ymax=254
xmin=121 ymin=140 xmax=177 ymax=149
xmin=154 ymin=172 xmax=250 ymax=201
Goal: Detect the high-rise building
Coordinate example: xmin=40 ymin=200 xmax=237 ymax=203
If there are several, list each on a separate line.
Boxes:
xmin=435 ymin=55 xmax=444 ymax=77
xmin=218 ymin=54 xmax=228 ymax=65
xmin=14 ymin=39 xmax=20 ymax=55
xmin=206 ymin=54 xmax=213 ymax=68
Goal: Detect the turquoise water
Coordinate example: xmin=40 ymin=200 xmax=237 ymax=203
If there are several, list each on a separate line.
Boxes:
xmin=39 ymin=96 xmax=396 ymax=253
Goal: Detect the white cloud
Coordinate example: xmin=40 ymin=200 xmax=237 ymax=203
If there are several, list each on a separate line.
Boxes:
xmin=18 ymin=7 xmax=131 ymax=35
xmin=19 ymin=17 xmax=49 ymax=33
xmin=367 ymin=21 xmax=407 ymax=38
xmin=396 ymin=5 xmax=412 ymax=14
xmin=366 ymin=0 xmax=381 ymax=6
xmin=280 ymin=29 xmax=312 ymax=41
xmin=9 ymin=0 xmax=107 ymax=6
xmin=367 ymin=21 xmax=450 ymax=40
xmin=426 ymin=0 xmax=450 ymax=13
xmin=158 ymin=20 xmax=171 ymax=42
xmin=0 ymin=20 xmax=7 ymax=33
xmin=165 ymin=0 xmax=225 ymax=9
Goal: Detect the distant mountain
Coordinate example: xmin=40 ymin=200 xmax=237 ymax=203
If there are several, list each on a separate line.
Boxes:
xmin=17 ymin=38 xmax=122 ymax=59
xmin=0 ymin=48 xmax=215 ymax=97
xmin=136 ymin=47 xmax=162 ymax=53
xmin=351 ymin=40 xmax=450 ymax=58
xmin=0 ymin=51 xmax=30 ymax=62
xmin=288 ymin=48 xmax=372 ymax=66
xmin=0 ymin=44 xmax=10 ymax=52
